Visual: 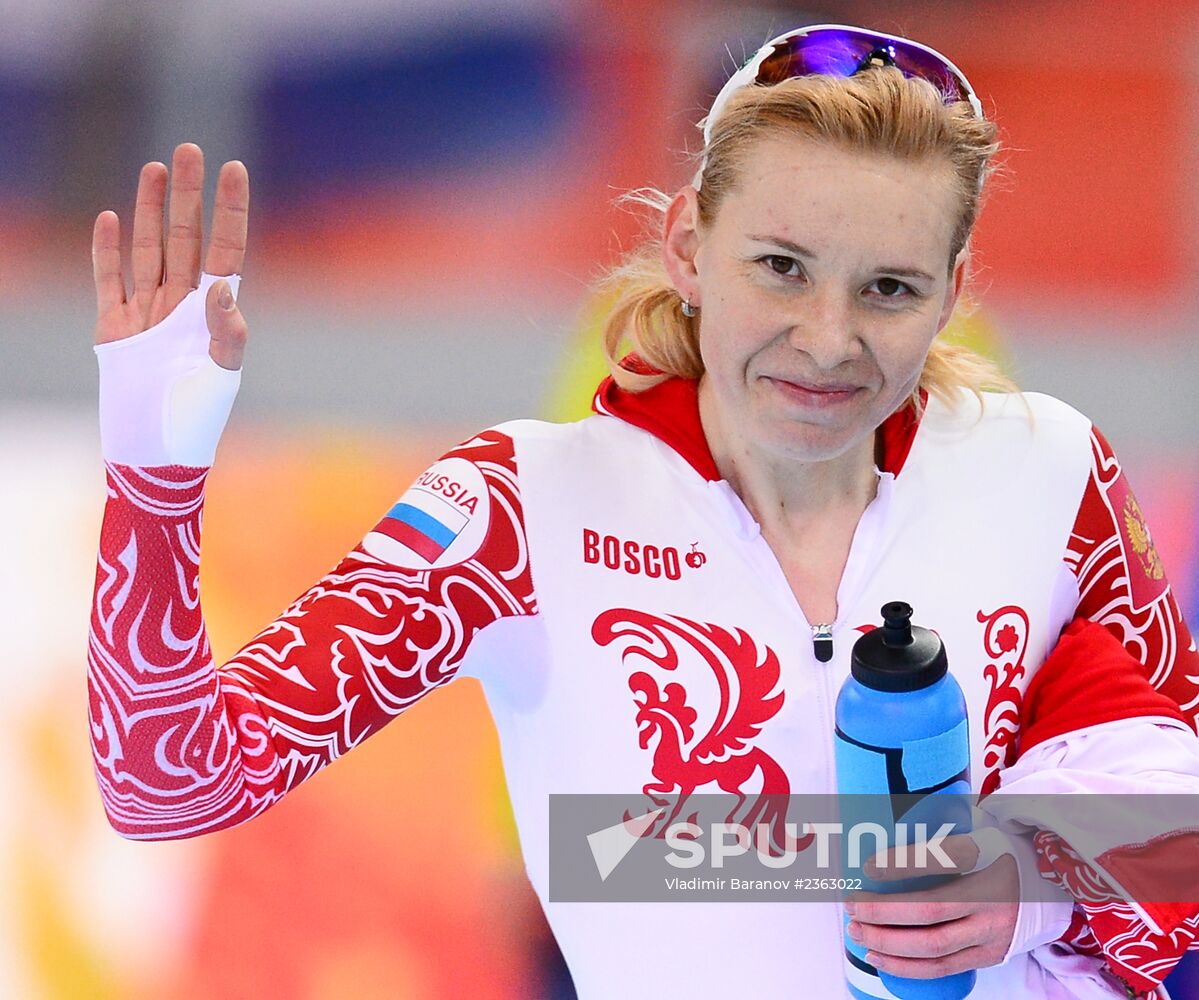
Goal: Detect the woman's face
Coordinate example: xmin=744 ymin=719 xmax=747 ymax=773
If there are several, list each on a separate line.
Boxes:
xmin=666 ymin=133 xmax=966 ymax=465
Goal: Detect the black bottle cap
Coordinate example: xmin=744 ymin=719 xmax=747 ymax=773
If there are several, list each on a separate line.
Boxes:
xmin=850 ymin=602 xmax=948 ymax=692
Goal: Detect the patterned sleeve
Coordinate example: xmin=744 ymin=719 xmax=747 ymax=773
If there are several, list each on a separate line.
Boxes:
xmin=1010 ymin=425 xmax=1199 ymax=998
xmin=1061 ymin=426 xmax=1198 ymax=730
xmin=88 ymin=429 xmax=536 ymax=840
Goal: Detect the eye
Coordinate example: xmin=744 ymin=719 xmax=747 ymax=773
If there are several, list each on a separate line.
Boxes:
xmin=869 ymin=277 xmax=915 ymax=298
xmin=760 ymin=255 xmax=802 ymax=278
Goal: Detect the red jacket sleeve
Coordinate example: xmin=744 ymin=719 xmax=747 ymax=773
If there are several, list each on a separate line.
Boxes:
xmin=1012 ymin=426 xmax=1199 ymax=997
xmin=1020 ymin=423 xmax=1197 ymax=754
xmin=88 ymin=429 xmax=536 ymax=840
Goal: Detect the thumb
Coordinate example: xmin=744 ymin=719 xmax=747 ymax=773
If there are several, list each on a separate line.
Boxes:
xmin=205 ymin=279 xmax=247 ymax=371
xmin=864 ymin=832 xmax=980 ymax=880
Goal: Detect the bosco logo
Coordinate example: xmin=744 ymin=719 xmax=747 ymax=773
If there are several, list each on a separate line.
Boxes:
xmin=582 ymin=529 xmax=699 ymax=580
xmin=362 ymin=457 xmax=490 ymax=570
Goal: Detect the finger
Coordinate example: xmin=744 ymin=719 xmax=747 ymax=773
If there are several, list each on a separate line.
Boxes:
xmin=92 ymin=210 xmax=126 ymax=318
xmin=205 ymin=280 xmax=247 ymax=371
xmin=865 ymin=833 xmax=980 ymax=880
xmin=865 ymin=943 xmax=991 ymax=980
xmin=847 ymin=889 xmax=974 ymax=926
xmin=849 ymin=913 xmax=975 ymax=960
xmin=204 ymin=160 xmax=248 ymax=277
xmin=164 ymin=143 xmax=204 ymax=295
xmin=131 ymin=161 xmax=167 ymax=324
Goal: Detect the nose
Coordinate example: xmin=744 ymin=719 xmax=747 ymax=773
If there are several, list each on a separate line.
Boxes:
xmin=784 ymin=287 xmax=865 ymax=370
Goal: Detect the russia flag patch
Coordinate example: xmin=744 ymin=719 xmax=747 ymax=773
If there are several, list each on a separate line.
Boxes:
xmin=362 ymin=456 xmax=489 ymax=570
xmin=374 ymin=491 xmax=470 ymax=562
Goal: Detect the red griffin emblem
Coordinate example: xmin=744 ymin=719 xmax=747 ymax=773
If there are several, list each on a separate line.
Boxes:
xmin=592 ymin=609 xmax=809 ymax=852
xmin=977 ymin=605 xmax=1030 ymax=796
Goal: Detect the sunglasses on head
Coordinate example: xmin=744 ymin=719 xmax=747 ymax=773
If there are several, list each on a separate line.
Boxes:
xmin=702 ymin=23 xmax=983 ymax=154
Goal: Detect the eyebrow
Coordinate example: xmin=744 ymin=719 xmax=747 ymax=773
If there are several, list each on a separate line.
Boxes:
xmin=746 ymin=234 xmax=937 ymax=284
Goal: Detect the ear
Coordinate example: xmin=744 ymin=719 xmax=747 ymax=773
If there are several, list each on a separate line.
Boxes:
xmin=662 ymin=186 xmax=702 ymax=306
xmin=936 ymin=246 xmax=969 ymax=333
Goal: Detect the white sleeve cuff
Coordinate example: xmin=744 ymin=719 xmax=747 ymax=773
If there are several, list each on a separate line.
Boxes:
xmin=996 ymin=827 xmax=1076 ymax=964
xmin=961 ymin=824 xmax=1074 ymax=964
xmin=95 ymin=273 xmax=242 ymax=466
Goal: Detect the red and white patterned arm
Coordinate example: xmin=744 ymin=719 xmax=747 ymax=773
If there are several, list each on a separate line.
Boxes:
xmin=88 ymin=431 xmax=536 ymax=840
xmin=998 ymin=426 xmax=1199 ymax=998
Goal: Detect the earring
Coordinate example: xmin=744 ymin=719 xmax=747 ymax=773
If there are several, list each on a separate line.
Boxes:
xmin=681 ymin=297 xmax=697 ymax=318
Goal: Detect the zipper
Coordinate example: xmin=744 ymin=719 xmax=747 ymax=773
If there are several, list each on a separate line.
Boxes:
xmin=811 ymin=623 xmax=834 ymax=663
xmin=708 ymin=471 xmax=893 ymax=670
xmin=706 ymin=470 xmax=897 ymax=999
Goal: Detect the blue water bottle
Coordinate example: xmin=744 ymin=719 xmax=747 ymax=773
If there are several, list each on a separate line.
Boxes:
xmin=834 ymin=602 xmax=974 ymax=1000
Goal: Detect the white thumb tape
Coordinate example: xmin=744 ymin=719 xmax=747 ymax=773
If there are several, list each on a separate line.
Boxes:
xmin=962 ymin=825 xmax=1017 ymax=874
xmin=95 ymin=273 xmax=242 ymax=466
xmin=166 ymin=352 xmax=242 ymax=466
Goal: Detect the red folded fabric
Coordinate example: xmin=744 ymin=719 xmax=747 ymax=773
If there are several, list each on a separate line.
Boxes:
xmin=1019 ymin=617 xmax=1189 ymax=756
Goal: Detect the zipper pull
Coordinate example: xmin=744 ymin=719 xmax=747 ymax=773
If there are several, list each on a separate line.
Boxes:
xmin=812 ymin=624 xmax=834 ymax=663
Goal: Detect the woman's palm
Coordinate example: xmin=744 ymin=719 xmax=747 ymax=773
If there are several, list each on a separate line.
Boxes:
xmin=92 ymin=143 xmax=249 ymax=368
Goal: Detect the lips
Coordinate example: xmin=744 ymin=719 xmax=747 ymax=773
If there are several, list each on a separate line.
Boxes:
xmin=765 ymin=376 xmax=862 ymax=407
xmin=776 ymin=377 xmax=860 ymax=393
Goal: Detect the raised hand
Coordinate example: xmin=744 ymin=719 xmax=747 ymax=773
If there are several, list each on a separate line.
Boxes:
xmin=92 ymin=144 xmax=251 ymax=467
xmin=92 ymin=143 xmax=249 ymax=369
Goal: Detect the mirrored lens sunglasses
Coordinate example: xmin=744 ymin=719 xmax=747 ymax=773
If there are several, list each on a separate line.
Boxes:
xmin=702 ymin=23 xmax=983 ymax=155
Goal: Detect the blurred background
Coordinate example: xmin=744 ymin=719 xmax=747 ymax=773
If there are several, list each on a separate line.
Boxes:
xmin=2 ymin=0 xmax=1197 ymax=997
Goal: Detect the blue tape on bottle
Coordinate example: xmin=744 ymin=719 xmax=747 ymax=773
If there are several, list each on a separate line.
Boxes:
xmin=900 ymin=718 xmax=969 ymax=790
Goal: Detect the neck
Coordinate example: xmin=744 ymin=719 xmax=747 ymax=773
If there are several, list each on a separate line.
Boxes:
xmin=697 ymin=375 xmax=879 ymax=530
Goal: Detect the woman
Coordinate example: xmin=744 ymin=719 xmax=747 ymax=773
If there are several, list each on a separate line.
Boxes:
xmin=88 ymin=25 xmax=1199 ymax=999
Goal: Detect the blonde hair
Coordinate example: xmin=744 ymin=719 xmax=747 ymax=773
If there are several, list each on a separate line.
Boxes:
xmin=600 ymin=66 xmax=1015 ymax=411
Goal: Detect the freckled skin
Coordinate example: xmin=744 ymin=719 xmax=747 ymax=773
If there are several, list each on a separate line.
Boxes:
xmin=666 ymin=134 xmax=967 ymax=479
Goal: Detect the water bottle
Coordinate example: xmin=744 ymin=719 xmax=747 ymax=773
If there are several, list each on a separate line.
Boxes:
xmin=834 ymin=602 xmax=974 ymax=1000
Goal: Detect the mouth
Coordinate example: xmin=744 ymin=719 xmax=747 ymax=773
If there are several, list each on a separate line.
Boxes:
xmin=765 ymin=376 xmax=863 ymax=407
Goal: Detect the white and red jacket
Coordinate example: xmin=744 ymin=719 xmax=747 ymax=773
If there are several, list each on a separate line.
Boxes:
xmin=90 ymin=360 xmax=1199 ymax=998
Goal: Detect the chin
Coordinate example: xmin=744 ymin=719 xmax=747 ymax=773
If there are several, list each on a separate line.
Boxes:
xmin=759 ymin=420 xmax=864 ymax=464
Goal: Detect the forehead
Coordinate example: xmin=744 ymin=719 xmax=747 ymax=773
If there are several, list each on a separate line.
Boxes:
xmin=716 ymin=134 xmax=960 ymax=262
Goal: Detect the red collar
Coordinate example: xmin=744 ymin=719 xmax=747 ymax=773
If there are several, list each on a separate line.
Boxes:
xmin=592 ymin=372 xmax=923 ymax=480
